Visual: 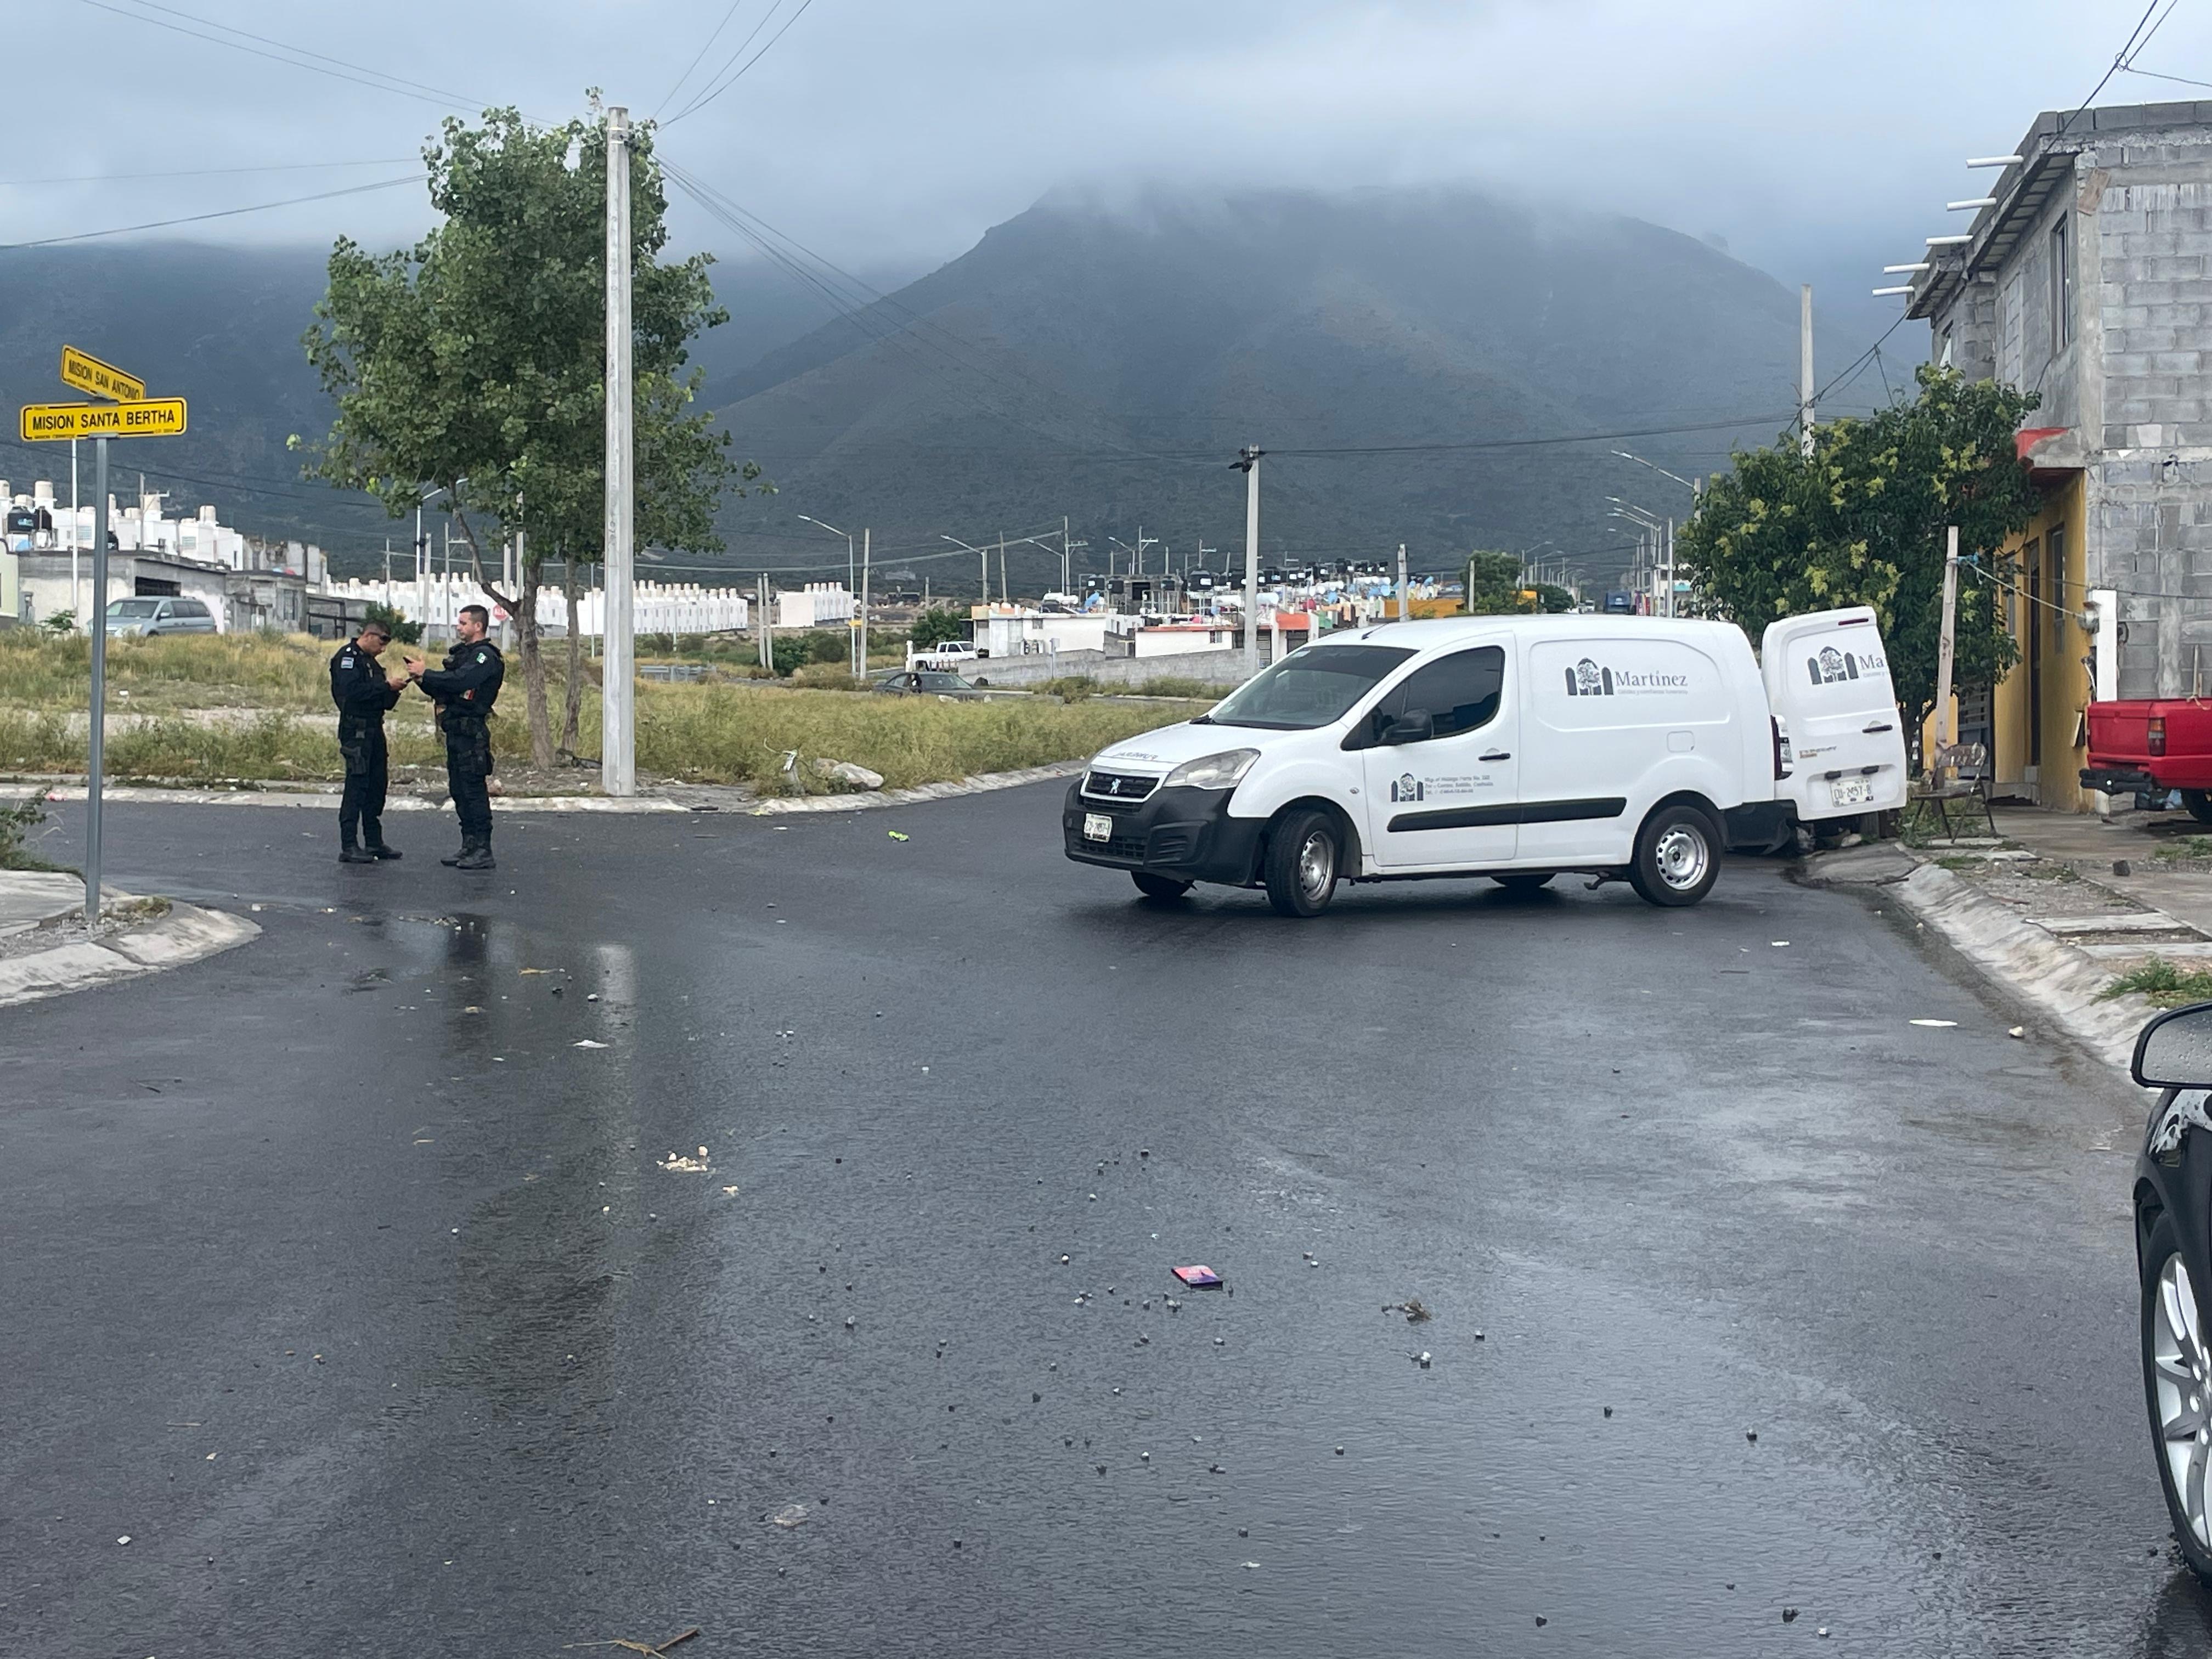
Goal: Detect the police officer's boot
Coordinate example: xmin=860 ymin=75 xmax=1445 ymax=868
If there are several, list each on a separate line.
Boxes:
xmin=339 ymin=834 xmax=377 ymax=865
xmin=364 ymin=825 xmax=402 ymax=860
xmin=441 ymin=838 xmax=469 ymax=866
xmin=453 ymin=836 xmax=496 ymax=871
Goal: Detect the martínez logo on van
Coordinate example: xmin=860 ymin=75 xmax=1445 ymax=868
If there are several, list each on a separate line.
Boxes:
xmin=1809 ymin=645 xmax=1884 ymax=684
xmin=1390 ymin=773 xmax=1426 ymax=802
xmin=1563 ymin=657 xmax=1689 ymax=697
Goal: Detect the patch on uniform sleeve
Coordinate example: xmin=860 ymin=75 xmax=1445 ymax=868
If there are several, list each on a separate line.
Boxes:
xmin=476 ymin=651 xmax=487 ymax=663
xmin=341 ymin=653 xmax=355 ymax=666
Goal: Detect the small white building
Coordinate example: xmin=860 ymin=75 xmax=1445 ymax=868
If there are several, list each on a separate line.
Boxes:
xmin=970 ymin=603 xmax=1113 ymax=658
xmin=777 ymin=582 xmax=854 ymax=628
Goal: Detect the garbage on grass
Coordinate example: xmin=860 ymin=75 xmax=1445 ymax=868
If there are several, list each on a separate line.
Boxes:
xmin=812 ymin=758 xmax=885 ymax=791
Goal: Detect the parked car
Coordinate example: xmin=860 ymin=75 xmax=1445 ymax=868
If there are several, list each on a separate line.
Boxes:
xmin=106 ymin=596 xmax=216 ymax=637
xmin=2129 ymin=1005 xmax=2212 ymax=1579
xmin=873 ymin=669 xmax=995 ymax=699
xmin=2083 ymin=699 xmax=2212 ymax=818
xmin=1062 ymin=606 xmax=1906 ymax=915
xmin=909 ymin=640 xmax=986 ymax=671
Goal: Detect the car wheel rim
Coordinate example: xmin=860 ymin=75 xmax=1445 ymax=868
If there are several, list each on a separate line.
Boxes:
xmin=2155 ymin=1251 xmax=2212 ymax=1549
xmin=1654 ymin=825 xmax=1709 ymax=890
xmin=1297 ymin=831 xmax=1335 ymax=900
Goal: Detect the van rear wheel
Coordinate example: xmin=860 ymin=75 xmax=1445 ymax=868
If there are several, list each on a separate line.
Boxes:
xmin=1265 ymin=809 xmax=1340 ymax=917
xmin=1628 ymin=805 xmax=1719 ymax=907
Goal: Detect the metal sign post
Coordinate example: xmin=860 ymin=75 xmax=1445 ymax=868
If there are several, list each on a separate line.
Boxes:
xmin=86 ymin=438 xmax=110 ymax=922
xmin=19 ymin=347 xmax=183 ymax=921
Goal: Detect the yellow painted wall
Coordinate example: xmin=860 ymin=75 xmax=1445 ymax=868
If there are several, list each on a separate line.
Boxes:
xmin=1986 ymin=471 xmax=2090 ymax=808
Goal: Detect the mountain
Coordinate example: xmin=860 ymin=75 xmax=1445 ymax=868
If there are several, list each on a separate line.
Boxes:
xmin=2 ymin=188 xmax=1854 ymax=591
xmin=0 ymin=246 xmax=885 ymax=566
xmin=707 ymin=186 xmax=1824 ymax=593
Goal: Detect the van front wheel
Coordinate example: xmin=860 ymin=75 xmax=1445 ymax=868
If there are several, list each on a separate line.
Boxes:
xmin=1629 ymin=805 xmax=1719 ymax=907
xmin=1265 ymin=809 xmax=1341 ymax=917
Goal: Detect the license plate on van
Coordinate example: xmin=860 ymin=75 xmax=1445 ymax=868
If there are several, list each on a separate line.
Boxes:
xmin=1084 ymin=813 xmax=1114 ymax=842
xmin=1831 ymin=776 xmax=1873 ymax=808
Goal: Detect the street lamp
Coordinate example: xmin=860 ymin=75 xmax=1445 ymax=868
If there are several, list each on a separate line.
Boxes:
xmin=416 ymin=478 xmax=465 ymax=642
xmin=797 ymin=514 xmax=858 ymax=673
xmin=1610 ymin=450 xmax=1700 ymax=497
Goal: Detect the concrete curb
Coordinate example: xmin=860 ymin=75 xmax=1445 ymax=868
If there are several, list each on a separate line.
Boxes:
xmin=21 ymin=760 xmax=1088 ymax=817
xmin=0 ymin=900 xmax=259 ymax=1008
xmin=28 ymin=784 xmax=693 ymax=815
xmin=744 ymin=760 xmax=1085 ymax=815
xmin=1803 ymin=848 xmax=2163 ymax=1076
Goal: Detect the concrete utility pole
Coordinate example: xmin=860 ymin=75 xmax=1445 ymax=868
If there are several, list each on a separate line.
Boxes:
xmin=1396 ymin=544 xmax=1409 ymax=622
xmin=601 ymin=104 xmax=637 ymax=797
xmin=860 ymin=528 xmax=871 ymax=678
xmin=83 ymin=438 xmax=110 ymax=922
xmin=757 ymin=573 xmax=771 ymax=668
xmin=1933 ymin=524 xmax=1961 ymax=777
xmin=69 ymin=439 xmax=80 ymax=627
xmin=1799 ymin=283 xmax=1815 ymax=459
xmin=1237 ymin=445 xmax=1262 ymax=676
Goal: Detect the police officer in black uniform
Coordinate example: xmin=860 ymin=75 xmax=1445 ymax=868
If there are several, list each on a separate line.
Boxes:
xmin=328 ymin=618 xmax=407 ymax=864
xmin=409 ymin=603 xmax=506 ymax=870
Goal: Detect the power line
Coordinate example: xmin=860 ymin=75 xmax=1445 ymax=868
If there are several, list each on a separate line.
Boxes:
xmin=654 ymin=0 xmax=751 ymax=119
xmin=75 ymin=0 xmax=490 ymax=111
xmin=2053 ymin=0 xmax=2170 ymax=144
xmin=0 ymin=157 xmax=416 ymax=187
xmin=663 ymin=0 xmax=820 ymax=126
xmin=1270 ymin=413 xmax=1794 ymax=459
xmin=0 ymin=174 xmax=425 ymax=251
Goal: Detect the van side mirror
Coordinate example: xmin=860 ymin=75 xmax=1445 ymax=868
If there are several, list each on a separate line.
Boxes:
xmin=2134 ymin=1003 xmax=2212 ymax=1088
xmin=1381 ymin=708 xmax=1434 ymax=746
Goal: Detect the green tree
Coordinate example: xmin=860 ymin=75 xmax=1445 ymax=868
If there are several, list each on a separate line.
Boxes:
xmin=298 ymin=101 xmax=765 ymax=767
xmin=1463 ymin=550 xmax=1561 ymax=614
xmin=1677 ymin=366 xmax=2040 ymax=732
xmin=363 ymin=601 xmax=421 ymax=645
xmin=910 ymin=606 xmax=967 ymax=650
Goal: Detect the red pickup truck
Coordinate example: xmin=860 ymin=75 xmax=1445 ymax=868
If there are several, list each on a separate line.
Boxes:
xmin=2082 ymin=700 xmax=2212 ymax=819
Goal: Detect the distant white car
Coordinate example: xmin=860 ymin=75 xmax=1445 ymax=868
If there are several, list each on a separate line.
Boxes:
xmin=909 ymin=640 xmax=986 ymax=671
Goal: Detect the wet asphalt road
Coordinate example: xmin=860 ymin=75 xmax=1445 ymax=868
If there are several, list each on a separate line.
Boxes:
xmin=2 ymin=786 xmax=2208 ymax=1656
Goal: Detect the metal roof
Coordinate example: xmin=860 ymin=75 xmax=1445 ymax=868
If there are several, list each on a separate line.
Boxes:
xmin=1908 ymin=100 xmax=2212 ymax=322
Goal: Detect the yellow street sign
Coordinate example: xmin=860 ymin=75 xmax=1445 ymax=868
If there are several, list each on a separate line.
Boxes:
xmin=19 ymin=399 xmax=188 ymax=441
xmin=59 ymin=346 xmax=146 ymax=403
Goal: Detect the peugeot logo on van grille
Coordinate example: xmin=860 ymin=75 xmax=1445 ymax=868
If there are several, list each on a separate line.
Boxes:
xmin=1083 ymin=770 xmax=1158 ymax=803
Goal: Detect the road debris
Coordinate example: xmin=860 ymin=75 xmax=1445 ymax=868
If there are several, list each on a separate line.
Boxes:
xmin=887 ymin=830 xmax=910 ymax=842
xmin=1908 ymin=1019 xmax=1958 ymax=1028
xmin=574 ymin=1040 xmax=608 ymax=1049
xmin=562 ymin=1629 xmax=700 ymax=1655
xmin=1172 ymin=1265 xmax=1221 ymax=1288
xmin=2008 ymin=1026 xmax=2026 ymax=1039
xmin=769 ymin=1503 xmax=811 ymax=1528
xmin=1384 ymin=1297 xmax=1432 ymax=1323
xmin=658 ymin=1149 xmax=713 ymax=1173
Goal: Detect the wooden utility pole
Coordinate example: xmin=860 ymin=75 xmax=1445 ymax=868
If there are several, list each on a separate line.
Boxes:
xmin=1932 ymin=524 xmax=1961 ymax=779
xmin=601 ymin=104 xmax=637 ymax=796
xmin=1799 ymin=284 xmax=1815 ymax=459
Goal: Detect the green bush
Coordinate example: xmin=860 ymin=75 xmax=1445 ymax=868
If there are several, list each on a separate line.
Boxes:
xmin=364 ymin=602 xmax=421 ymax=645
xmin=910 ymin=606 xmax=967 ymax=650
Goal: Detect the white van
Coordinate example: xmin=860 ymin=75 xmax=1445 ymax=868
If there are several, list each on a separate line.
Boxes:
xmin=1061 ymin=608 xmax=1906 ymax=916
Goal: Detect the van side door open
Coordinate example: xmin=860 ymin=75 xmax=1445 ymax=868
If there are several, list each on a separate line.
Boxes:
xmin=1352 ymin=644 xmax=1520 ymax=869
xmin=1761 ymin=607 xmax=1910 ymax=822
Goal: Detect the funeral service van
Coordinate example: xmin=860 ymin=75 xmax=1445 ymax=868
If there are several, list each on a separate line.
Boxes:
xmin=1062 ymin=607 xmax=1906 ymax=916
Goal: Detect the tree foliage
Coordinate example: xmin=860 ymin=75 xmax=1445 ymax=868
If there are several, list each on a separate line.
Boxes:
xmin=298 ymin=102 xmax=764 ymax=765
xmin=1677 ymin=366 xmax=2041 ymax=727
xmin=1463 ymin=550 xmax=1567 ymax=614
xmin=909 ymin=606 xmax=968 ymax=650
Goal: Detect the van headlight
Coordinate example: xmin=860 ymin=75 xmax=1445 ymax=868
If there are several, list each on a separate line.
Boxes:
xmin=1163 ymin=748 xmax=1260 ymax=789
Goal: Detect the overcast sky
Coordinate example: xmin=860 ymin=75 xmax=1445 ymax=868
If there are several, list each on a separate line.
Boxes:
xmin=9 ymin=0 xmax=2207 ymax=353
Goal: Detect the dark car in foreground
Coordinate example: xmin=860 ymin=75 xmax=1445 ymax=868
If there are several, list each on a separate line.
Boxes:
xmin=2132 ymin=1003 xmax=2212 ymax=1577
xmin=871 ymin=669 xmax=1000 ymax=699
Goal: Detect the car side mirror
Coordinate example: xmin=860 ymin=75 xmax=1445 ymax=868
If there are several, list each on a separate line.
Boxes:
xmin=1381 ymin=709 xmax=1434 ymax=746
xmin=2134 ymin=1003 xmax=2212 ymax=1088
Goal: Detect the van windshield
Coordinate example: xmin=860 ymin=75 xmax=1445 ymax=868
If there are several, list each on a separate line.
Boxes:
xmin=1205 ymin=644 xmax=1415 ymax=730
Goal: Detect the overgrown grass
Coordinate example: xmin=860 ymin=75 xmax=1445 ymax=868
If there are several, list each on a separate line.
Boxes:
xmin=2157 ymin=836 xmax=2212 ymax=861
xmin=0 ymin=635 xmax=1178 ymax=792
xmin=2102 ymin=957 xmax=2212 ymax=1007
xmin=0 ymin=797 xmax=63 ymax=871
xmin=1132 ymin=675 xmax=1220 ymax=701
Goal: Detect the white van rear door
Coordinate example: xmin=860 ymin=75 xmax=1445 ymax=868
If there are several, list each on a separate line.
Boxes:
xmin=1762 ymin=607 xmax=1909 ymax=821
